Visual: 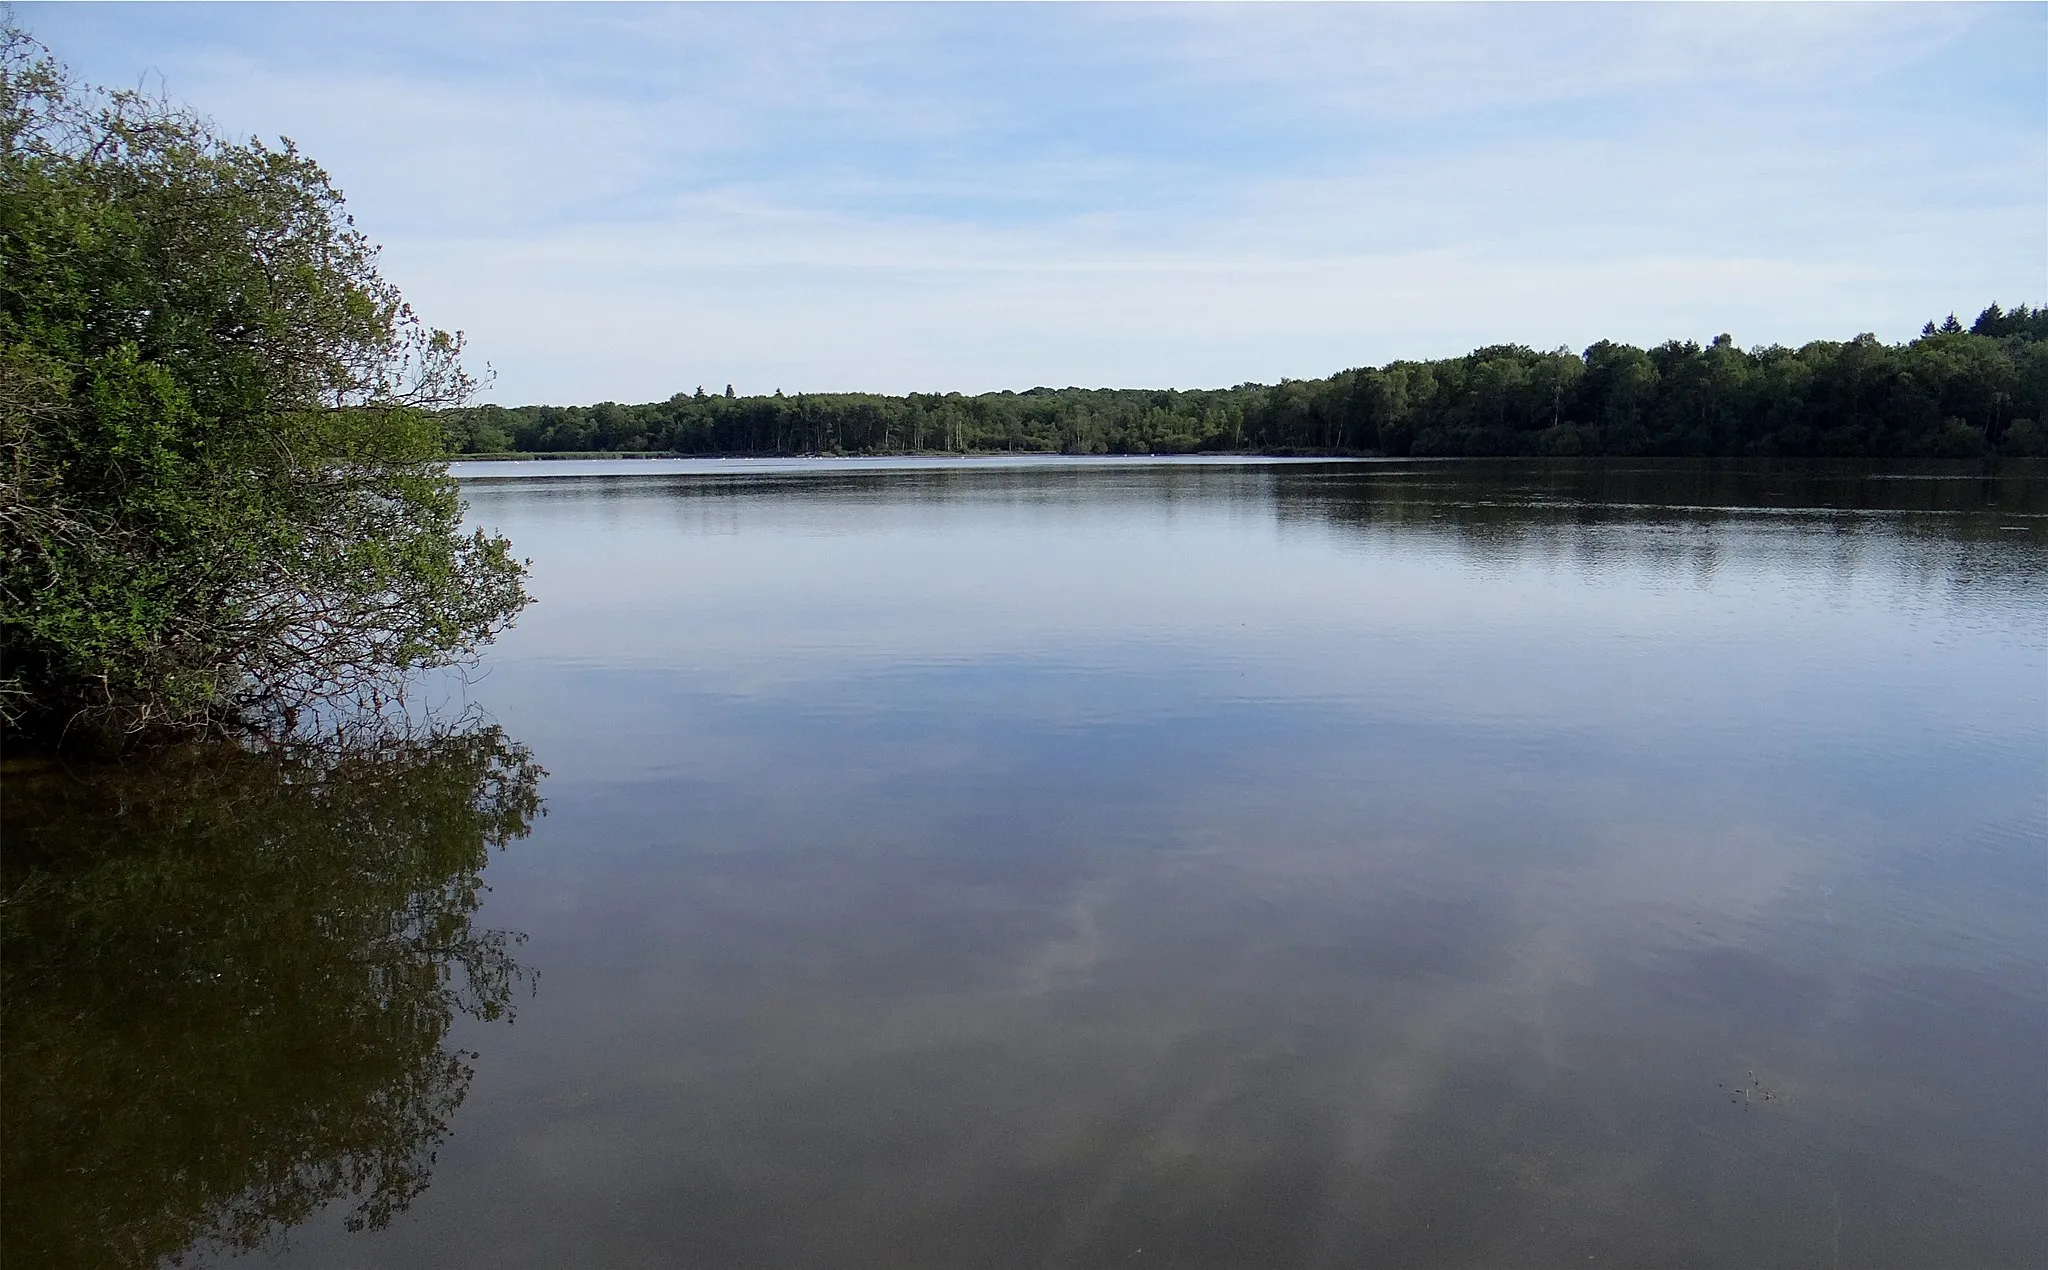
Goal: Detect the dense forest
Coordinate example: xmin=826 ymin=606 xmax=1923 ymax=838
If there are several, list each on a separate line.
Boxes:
xmin=445 ymin=304 xmax=2048 ymax=460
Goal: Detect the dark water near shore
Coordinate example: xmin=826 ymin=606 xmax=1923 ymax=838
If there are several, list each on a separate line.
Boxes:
xmin=6 ymin=458 xmax=2045 ymax=1269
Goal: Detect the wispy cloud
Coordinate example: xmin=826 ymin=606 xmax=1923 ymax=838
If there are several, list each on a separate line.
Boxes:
xmin=24 ymin=2 xmax=2045 ymax=401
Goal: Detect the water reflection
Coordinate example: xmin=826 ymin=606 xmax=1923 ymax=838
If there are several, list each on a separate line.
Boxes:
xmin=418 ymin=458 xmax=2043 ymax=1268
xmin=0 ymin=729 xmax=543 ymax=1269
xmin=17 ymin=459 xmax=2038 ymax=1268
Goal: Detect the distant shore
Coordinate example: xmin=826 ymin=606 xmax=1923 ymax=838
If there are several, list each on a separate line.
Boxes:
xmin=450 ymin=448 xmax=1368 ymax=462
xmin=439 ymin=306 xmax=2048 ymax=463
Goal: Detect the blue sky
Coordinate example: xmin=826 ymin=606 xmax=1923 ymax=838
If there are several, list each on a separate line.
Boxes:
xmin=22 ymin=2 xmax=2048 ymax=404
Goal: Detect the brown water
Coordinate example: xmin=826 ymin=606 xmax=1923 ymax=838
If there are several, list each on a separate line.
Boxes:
xmin=6 ymin=458 xmax=2045 ymax=1269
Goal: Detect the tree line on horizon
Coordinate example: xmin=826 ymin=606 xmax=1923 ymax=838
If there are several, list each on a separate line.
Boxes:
xmin=445 ymin=304 xmax=2048 ymax=461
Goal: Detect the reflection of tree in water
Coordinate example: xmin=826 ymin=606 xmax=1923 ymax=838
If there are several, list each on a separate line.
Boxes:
xmin=1 ymin=728 xmax=544 ymax=1269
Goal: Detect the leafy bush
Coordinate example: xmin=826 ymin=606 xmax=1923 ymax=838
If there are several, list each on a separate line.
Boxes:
xmin=0 ymin=30 xmax=529 ymax=744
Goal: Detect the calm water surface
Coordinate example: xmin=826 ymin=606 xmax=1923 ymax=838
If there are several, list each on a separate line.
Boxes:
xmin=7 ymin=458 xmax=2045 ymax=1268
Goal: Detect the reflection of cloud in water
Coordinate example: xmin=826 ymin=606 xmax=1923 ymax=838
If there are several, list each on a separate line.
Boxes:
xmin=347 ymin=460 xmax=2048 ymax=1268
xmin=417 ymin=703 xmax=2042 ymax=1265
xmin=467 ymin=462 xmax=2047 ymax=795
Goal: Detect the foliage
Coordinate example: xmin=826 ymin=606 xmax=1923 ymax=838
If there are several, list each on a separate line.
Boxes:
xmin=0 ymin=29 xmax=528 ymax=744
xmin=449 ymin=306 xmax=2048 ymax=462
xmin=0 ymin=724 xmax=544 ymax=1270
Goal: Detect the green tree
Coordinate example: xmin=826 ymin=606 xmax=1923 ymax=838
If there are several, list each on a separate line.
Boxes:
xmin=0 ymin=29 xmax=528 ymax=744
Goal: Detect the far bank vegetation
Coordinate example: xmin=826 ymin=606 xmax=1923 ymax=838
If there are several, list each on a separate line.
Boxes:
xmin=446 ymin=306 xmax=2048 ymax=461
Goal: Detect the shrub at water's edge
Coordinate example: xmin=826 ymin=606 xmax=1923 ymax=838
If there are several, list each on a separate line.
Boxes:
xmin=0 ymin=29 xmax=529 ymax=747
xmin=448 ymin=308 xmax=2048 ymax=461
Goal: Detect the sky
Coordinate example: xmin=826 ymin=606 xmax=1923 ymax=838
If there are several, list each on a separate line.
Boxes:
xmin=20 ymin=2 xmax=2048 ymax=405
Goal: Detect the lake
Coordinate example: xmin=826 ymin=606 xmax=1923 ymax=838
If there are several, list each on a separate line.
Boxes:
xmin=5 ymin=457 xmax=2044 ymax=1269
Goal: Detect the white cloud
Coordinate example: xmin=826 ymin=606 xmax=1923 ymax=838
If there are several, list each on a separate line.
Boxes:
xmin=24 ymin=1 xmax=2045 ymax=400
xmin=383 ymin=109 xmax=2038 ymax=399
xmin=404 ymin=229 xmax=1911 ymax=401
